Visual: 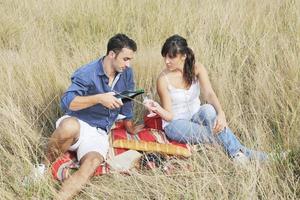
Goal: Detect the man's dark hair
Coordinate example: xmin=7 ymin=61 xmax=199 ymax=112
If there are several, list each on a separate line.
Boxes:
xmin=106 ymin=33 xmax=137 ymax=55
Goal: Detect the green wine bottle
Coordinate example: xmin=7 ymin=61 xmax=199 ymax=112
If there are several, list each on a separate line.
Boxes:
xmin=114 ymin=89 xmax=144 ymax=102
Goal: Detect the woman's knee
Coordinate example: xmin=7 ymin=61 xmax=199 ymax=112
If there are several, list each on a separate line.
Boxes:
xmin=200 ymin=104 xmax=217 ymax=122
xmin=165 ymin=120 xmax=205 ymax=143
xmin=164 ymin=121 xmax=187 ymax=141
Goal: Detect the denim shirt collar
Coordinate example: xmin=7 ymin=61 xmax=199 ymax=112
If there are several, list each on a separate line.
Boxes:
xmin=98 ymin=56 xmax=122 ymax=78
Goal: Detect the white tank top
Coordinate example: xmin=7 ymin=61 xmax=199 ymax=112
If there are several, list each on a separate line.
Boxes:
xmin=162 ymin=74 xmax=201 ymax=129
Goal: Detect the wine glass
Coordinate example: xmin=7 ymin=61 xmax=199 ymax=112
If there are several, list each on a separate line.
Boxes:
xmin=143 ymin=93 xmax=157 ymax=117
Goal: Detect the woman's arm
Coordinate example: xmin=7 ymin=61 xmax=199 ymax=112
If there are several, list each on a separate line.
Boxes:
xmin=156 ymin=75 xmax=174 ymax=121
xmin=145 ymin=74 xmax=174 ymax=121
xmin=196 ymin=64 xmax=227 ymax=133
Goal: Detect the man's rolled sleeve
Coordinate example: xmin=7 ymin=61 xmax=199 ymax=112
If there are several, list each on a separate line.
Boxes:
xmin=120 ymin=68 xmax=135 ymax=119
xmin=61 ymin=73 xmax=91 ymax=112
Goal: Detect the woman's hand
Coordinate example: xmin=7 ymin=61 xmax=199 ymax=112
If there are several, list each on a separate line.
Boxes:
xmin=213 ymin=111 xmax=228 ymax=134
xmin=143 ymin=99 xmax=161 ymax=113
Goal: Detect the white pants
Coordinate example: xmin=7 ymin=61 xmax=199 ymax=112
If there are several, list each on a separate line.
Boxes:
xmin=56 ymin=115 xmax=109 ymax=161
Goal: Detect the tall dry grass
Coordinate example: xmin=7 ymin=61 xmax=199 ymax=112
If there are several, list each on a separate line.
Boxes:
xmin=0 ymin=0 xmax=299 ymax=199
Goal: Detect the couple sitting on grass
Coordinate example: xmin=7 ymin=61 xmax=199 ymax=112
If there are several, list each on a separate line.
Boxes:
xmin=37 ymin=33 xmax=267 ymax=199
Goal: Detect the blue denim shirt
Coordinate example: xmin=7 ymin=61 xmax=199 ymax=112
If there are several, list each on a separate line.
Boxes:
xmin=61 ymin=57 xmax=135 ymax=132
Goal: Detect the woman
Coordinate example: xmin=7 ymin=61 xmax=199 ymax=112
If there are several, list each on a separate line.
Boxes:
xmin=145 ymin=35 xmax=267 ymax=162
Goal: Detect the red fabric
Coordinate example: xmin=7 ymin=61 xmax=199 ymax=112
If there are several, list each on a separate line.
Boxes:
xmin=51 ymin=151 xmax=75 ymax=181
xmin=111 ymin=128 xmax=131 ymax=155
xmin=143 ymin=115 xmax=189 ymax=148
xmin=144 ymin=115 xmax=163 ymax=130
xmin=51 ymin=151 xmax=110 ymax=181
xmin=138 ymin=129 xmax=158 ymax=142
xmin=114 ymin=121 xmax=125 ymax=129
xmin=52 ymin=116 xmax=190 ymax=181
xmin=112 ymin=128 xmax=157 ymax=143
xmin=111 ymin=125 xmax=190 ymax=154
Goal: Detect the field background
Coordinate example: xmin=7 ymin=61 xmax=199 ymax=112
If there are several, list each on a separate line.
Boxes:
xmin=0 ymin=0 xmax=299 ymax=199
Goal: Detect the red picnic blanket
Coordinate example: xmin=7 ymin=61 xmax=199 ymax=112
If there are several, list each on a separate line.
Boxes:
xmin=51 ymin=115 xmax=191 ymax=181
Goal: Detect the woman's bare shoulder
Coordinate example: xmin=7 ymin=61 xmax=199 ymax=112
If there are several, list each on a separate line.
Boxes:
xmin=157 ymin=69 xmax=169 ymax=82
xmin=195 ymin=63 xmax=207 ymax=75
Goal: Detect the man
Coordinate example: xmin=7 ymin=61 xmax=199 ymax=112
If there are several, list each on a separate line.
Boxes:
xmin=43 ymin=33 xmax=140 ymax=199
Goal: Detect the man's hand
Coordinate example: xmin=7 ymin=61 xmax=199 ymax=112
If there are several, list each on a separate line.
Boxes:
xmin=98 ymin=92 xmax=123 ymax=109
xmin=132 ymin=124 xmax=145 ymax=134
xmin=213 ymin=111 xmax=227 ymax=134
xmin=123 ymin=120 xmax=145 ymax=135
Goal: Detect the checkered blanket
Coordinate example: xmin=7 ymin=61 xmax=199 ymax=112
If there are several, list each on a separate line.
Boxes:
xmin=52 ymin=116 xmax=191 ymax=181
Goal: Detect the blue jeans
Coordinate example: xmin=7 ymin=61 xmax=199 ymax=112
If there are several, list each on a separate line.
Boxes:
xmin=164 ymin=104 xmax=267 ymax=160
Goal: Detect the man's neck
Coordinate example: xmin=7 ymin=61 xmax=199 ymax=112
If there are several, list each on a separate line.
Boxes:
xmin=102 ymin=56 xmax=116 ymax=78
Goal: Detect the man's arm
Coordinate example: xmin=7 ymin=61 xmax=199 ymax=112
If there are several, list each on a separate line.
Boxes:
xmin=119 ymin=68 xmax=143 ymax=134
xmin=123 ymin=119 xmax=144 ymax=134
xmin=69 ymin=93 xmax=123 ymax=111
xmin=61 ymin=73 xmax=123 ymax=112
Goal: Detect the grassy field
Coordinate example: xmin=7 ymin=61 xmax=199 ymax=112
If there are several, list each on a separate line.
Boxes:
xmin=0 ymin=0 xmax=299 ymax=199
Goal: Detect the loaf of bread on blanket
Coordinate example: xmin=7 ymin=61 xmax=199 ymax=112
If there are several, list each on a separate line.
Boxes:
xmin=113 ymin=140 xmax=191 ymax=157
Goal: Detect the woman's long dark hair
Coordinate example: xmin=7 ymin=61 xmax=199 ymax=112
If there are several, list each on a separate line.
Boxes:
xmin=161 ymin=35 xmax=196 ymax=86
